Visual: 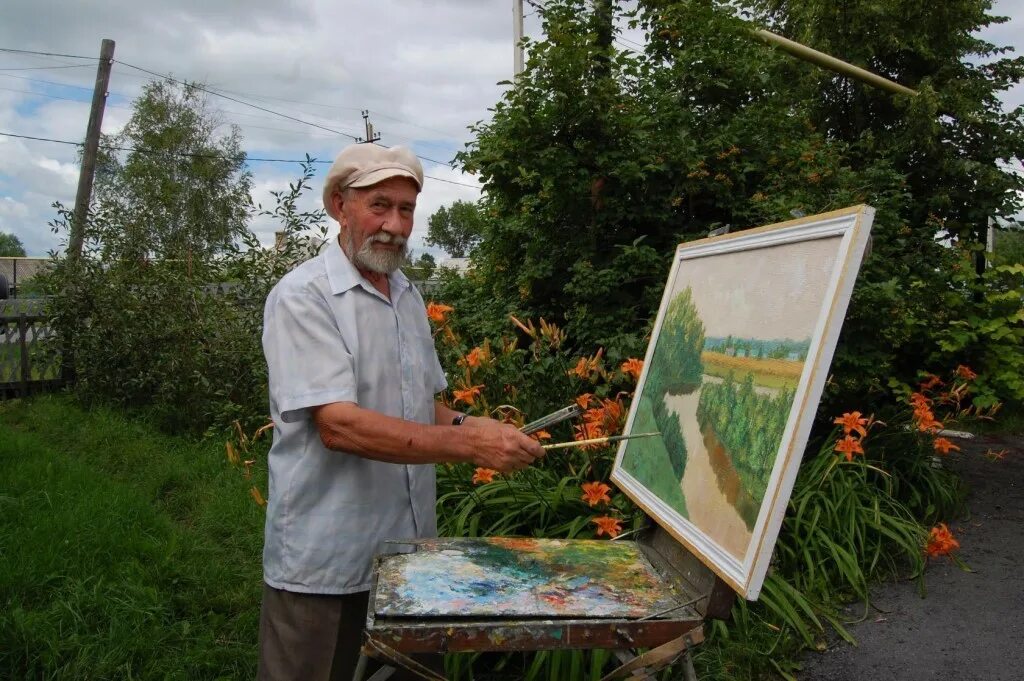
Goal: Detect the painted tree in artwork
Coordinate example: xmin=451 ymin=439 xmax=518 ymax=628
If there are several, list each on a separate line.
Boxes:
xmin=650 ymin=287 xmax=706 ymax=395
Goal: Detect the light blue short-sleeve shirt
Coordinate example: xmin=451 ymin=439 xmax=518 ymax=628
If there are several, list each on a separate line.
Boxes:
xmin=261 ymin=237 xmax=447 ymax=594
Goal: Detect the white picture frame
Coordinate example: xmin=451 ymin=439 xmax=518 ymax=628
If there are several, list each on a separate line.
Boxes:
xmin=611 ymin=205 xmax=874 ymax=600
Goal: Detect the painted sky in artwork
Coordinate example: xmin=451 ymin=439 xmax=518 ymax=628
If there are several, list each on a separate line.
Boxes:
xmin=374 ymin=537 xmax=684 ymax=619
xmin=671 ymin=236 xmax=841 ymax=339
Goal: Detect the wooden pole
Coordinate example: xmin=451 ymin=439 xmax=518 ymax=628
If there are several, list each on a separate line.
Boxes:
xmin=752 ymin=29 xmax=917 ymax=97
xmin=513 ymin=0 xmax=524 ymax=76
xmin=68 ymin=38 xmax=115 ymax=262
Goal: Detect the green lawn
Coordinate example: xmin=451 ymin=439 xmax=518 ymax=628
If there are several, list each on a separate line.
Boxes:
xmin=0 ymin=395 xmax=266 ymax=679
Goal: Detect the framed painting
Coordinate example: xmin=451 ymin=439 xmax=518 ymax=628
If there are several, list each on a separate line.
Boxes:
xmin=611 ymin=205 xmax=874 ymax=600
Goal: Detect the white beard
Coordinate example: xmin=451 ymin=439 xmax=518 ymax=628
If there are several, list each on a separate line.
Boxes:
xmin=342 ymin=231 xmax=408 ymax=274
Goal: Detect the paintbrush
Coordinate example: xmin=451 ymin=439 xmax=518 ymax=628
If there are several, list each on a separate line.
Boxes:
xmin=542 ymin=432 xmax=661 ymax=451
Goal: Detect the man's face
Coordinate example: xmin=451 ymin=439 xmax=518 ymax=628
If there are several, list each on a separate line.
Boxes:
xmin=334 ymin=176 xmax=418 ymax=274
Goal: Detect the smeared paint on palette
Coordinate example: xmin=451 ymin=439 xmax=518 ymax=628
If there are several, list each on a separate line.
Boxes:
xmin=374 ymin=537 xmax=682 ymax=618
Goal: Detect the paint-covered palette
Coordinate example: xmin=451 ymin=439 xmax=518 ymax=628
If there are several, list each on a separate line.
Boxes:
xmin=374 ymin=537 xmax=683 ymax=618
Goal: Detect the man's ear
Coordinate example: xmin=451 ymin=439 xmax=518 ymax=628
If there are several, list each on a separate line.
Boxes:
xmin=330 ymin=190 xmax=346 ymax=223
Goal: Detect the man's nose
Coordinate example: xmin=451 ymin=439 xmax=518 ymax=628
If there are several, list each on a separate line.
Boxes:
xmin=380 ymin=208 xmax=407 ymax=234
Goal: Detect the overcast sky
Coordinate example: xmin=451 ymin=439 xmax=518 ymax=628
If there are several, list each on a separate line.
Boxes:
xmin=1 ymin=0 xmax=1021 ymax=258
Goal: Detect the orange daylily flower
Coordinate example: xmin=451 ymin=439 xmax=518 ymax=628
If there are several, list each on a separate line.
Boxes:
xmin=592 ymin=515 xmax=623 ymax=538
xmin=933 ymin=437 xmax=961 ymax=455
xmin=582 ymin=398 xmax=625 ymax=435
xmin=570 ymin=357 xmax=590 ymax=379
xmin=834 ymin=435 xmax=865 ymax=462
xmin=955 ymin=365 xmax=978 ymax=381
xmin=916 ymin=413 xmax=944 ymax=433
xmin=581 ymin=481 xmax=613 ymax=507
xmin=452 ymin=384 xmax=484 ymax=406
xmin=925 ymin=523 xmax=960 ymax=558
xmin=909 ymin=392 xmax=932 ymax=409
xmin=574 ymin=421 xmax=606 ymax=450
xmin=621 ymin=358 xmax=644 ymax=382
xmin=472 ymin=467 xmax=498 ymax=485
xmin=568 ymin=349 xmax=604 ymax=380
xmin=834 ymin=411 xmax=869 ymax=438
xmin=426 ymin=302 xmax=454 ymax=323
xmin=575 ymin=393 xmax=594 ymax=409
xmin=919 ymin=374 xmax=944 ymax=391
xmin=602 ymin=399 xmax=625 ymax=430
xmin=462 ymin=346 xmax=488 ymax=369
xmin=531 ymin=430 xmax=552 ymax=441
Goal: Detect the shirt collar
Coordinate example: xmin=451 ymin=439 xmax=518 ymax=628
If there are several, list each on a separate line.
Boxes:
xmin=325 ymin=234 xmax=412 ymax=300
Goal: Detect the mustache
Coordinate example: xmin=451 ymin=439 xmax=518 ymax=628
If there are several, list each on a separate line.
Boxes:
xmin=369 ymin=232 xmax=408 ymax=247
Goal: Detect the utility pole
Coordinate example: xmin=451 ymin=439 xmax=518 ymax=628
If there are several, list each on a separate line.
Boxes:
xmin=357 ymin=110 xmax=380 ymax=144
xmin=513 ymin=0 xmax=524 ymax=76
xmin=68 ymin=38 xmax=115 ymax=262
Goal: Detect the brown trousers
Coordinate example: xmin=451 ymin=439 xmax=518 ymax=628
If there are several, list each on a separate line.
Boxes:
xmin=258 ymin=582 xmax=442 ymax=681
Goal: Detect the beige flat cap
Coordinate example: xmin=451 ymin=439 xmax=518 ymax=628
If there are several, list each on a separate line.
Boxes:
xmin=322 ymin=144 xmax=424 ymax=219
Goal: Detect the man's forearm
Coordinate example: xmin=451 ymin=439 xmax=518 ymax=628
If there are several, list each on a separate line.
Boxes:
xmin=313 ymin=401 xmax=475 ymax=465
xmin=311 ymin=400 xmax=545 ymax=472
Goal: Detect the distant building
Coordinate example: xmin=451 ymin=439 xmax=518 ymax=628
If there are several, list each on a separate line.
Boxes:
xmin=438 ymin=257 xmax=472 ymax=274
xmin=274 ymin=231 xmax=327 ymax=260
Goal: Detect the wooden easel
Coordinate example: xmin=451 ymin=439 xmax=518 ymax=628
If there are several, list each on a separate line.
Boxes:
xmin=353 ymin=524 xmax=735 ymax=681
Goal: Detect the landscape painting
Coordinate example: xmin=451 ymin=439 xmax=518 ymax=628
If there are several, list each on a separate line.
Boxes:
xmin=612 ymin=206 xmax=873 ymax=600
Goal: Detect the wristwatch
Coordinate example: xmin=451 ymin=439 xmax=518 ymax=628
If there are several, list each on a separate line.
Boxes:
xmin=452 ymin=413 xmax=469 ymax=426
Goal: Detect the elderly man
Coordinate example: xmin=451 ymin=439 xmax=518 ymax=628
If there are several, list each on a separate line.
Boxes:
xmin=258 ymin=144 xmax=545 ymax=680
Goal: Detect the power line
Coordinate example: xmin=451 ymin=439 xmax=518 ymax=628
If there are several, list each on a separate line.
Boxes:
xmin=0 ymin=72 xmax=110 ymax=94
xmin=0 ymin=64 xmax=92 ymax=72
xmin=614 ymin=39 xmax=643 ymax=55
xmin=0 ymin=47 xmax=98 ymax=61
xmin=114 ymin=59 xmax=362 ymax=142
xmin=113 ymin=59 xmax=462 ymax=170
xmin=617 ymin=35 xmax=646 ymax=50
xmin=0 ymin=131 xmax=480 ymax=188
xmin=0 ymin=85 xmax=131 ymax=108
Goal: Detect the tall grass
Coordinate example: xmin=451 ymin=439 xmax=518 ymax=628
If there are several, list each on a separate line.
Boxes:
xmin=0 ymin=395 xmax=265 ymax=678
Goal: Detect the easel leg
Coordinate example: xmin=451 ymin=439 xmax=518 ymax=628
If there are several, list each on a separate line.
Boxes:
xmin=352 ymin=653 xmax=369 ymax=681
xmin=682 ymin=650 xmax=698 ymax=681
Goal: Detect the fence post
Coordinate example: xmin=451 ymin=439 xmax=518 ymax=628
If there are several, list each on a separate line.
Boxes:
xmin=18 ymin=313 xmax=29 ymax=398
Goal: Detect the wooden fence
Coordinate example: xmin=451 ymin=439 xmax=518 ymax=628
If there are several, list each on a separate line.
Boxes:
xmin=0 ymin=310 xmax=68 ymax=400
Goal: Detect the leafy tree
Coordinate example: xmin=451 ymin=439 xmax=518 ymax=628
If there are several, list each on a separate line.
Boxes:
xmin=0 ymin=231 xmax=26 ymax=257
xmin=740 ymin=0 xmax=1024 ymax=409
xmin=450 ymin=0 xmax=1022 ymax=412
xmin=425 ymin=200 xmax=484 ymax=258
xmin=992 ymin=226 xmax=1024 ymax=267
xmin=94 ymin=78 xmax=253 ymax=262
xmin=403 ymin=251 xmax=437 ymax=280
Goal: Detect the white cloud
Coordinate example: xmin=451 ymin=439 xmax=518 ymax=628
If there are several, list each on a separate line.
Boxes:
xmin=0 ymin=0 xmax=1020 ymax=257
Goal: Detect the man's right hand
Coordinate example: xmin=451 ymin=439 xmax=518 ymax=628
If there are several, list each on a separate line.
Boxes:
xmin=467 ymin=420 xmax=546 ymax=473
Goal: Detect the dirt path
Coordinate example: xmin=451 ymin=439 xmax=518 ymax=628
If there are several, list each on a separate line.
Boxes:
xmin=799 ymin=434 xmax=1024 ymax=680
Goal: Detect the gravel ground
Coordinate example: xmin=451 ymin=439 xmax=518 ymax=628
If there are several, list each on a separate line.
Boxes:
xmin=799 ymin=434 xmax=1024 ymax=681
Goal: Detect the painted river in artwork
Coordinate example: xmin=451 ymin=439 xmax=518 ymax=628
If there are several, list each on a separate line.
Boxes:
xmin=663 ymin=374 xmax=777 ymax=561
